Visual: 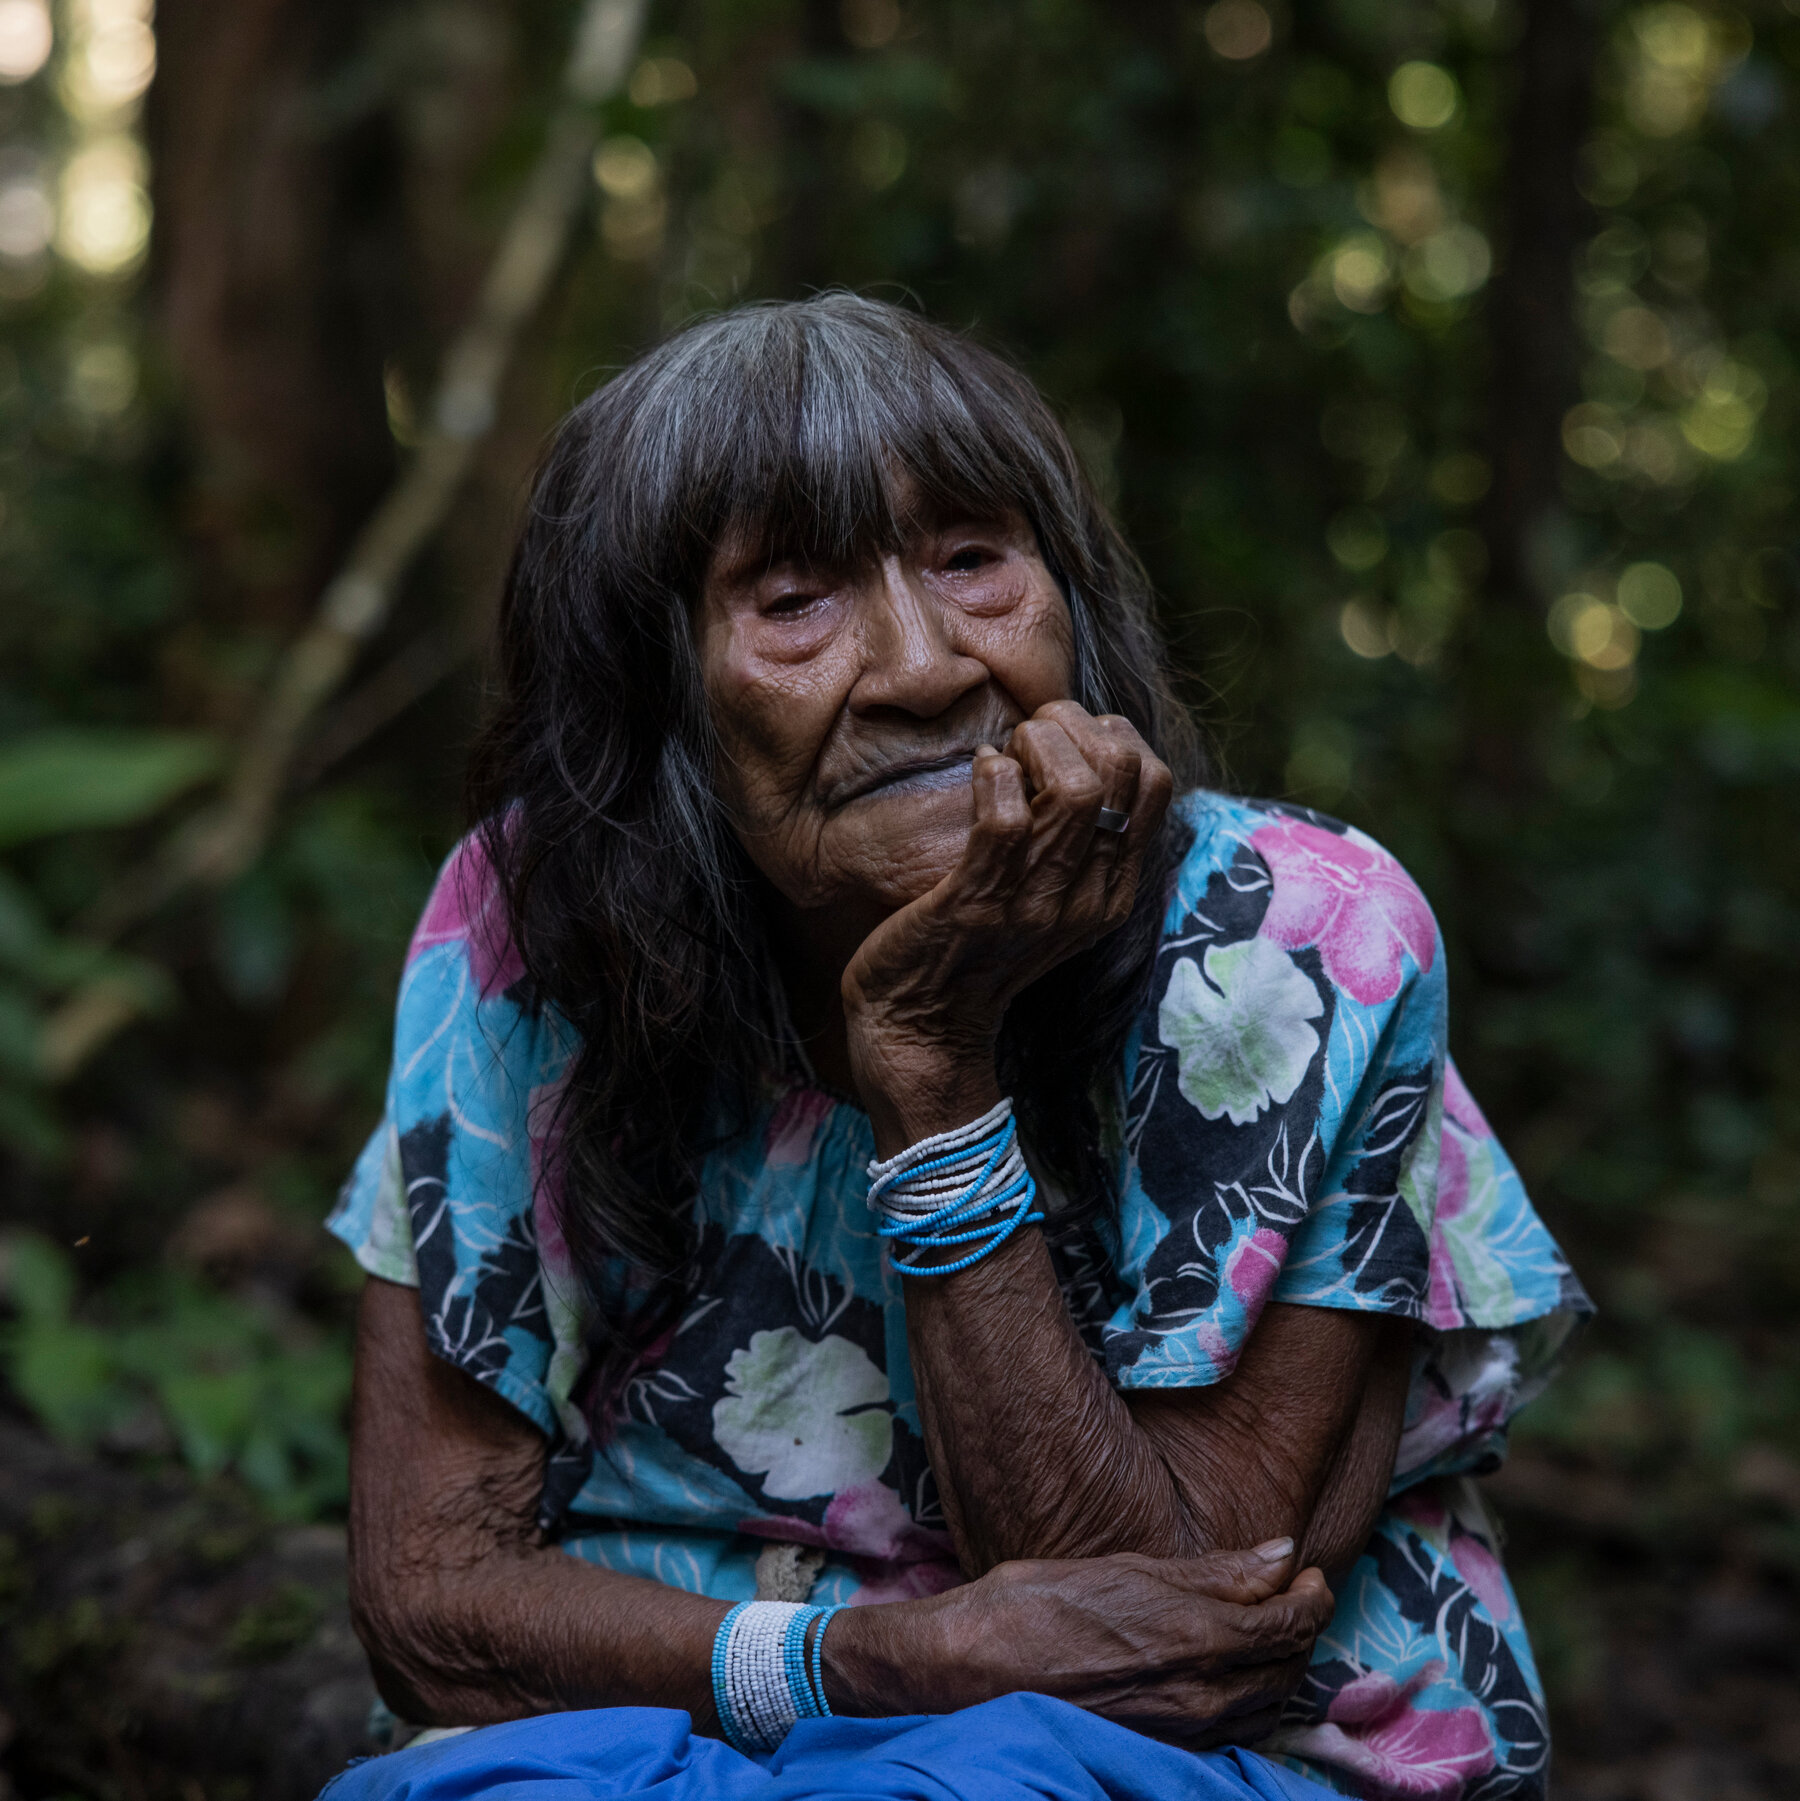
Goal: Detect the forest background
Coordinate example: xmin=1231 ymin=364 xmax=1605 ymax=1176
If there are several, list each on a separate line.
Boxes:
xmin=0 ymin=0 xmax=1796 ymax=1796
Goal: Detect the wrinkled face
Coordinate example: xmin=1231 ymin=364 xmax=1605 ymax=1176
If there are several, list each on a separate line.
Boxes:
xmin=696 ymin=508 xmax=1076 ymax=922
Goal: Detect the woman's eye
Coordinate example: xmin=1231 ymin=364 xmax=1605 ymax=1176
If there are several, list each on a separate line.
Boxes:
xmin=763 ymin=591 xmax=818 ymax=617
xmin=943 ymin=546 xmax=991 ymax=573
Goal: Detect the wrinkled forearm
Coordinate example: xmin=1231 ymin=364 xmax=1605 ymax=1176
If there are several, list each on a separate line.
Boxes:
xmin=350 ymin=1529 xmax=728 ymax=1727
xmin=902 ymin=1228 xmax=1408 ymax=1579
xmin=351 ymin=1277 xmax=730 ymax=1727
xmin=901 ymin=1227 xmax=1206 ymax=1572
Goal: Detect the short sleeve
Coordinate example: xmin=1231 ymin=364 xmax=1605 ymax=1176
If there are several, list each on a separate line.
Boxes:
xmin=1102 ymin=795 xmax=1590 ymax=1479
xmin=328 ymin=1114 xmax=414 ymax=1286
xmin=324 ymin=835 xmax=572 ymax=1439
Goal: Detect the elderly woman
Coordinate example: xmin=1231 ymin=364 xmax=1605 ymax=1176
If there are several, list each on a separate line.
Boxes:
xmin=325 ymin=296 xmax=1587 ymax=1801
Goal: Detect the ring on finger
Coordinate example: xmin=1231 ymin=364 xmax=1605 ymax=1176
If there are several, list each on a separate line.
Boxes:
xmin=1095 ymin=806 xmax=1130 ymax=834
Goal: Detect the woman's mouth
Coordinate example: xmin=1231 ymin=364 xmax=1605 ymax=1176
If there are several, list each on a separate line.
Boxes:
xmin=838 ymin=752 xmax=976 ymax=805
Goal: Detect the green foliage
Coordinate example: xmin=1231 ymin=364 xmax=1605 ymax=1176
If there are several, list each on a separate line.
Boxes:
xmin=0 ymin=728 xmax=222 ymax=849
xmin=0 ymin=1232 xmax=352 ymax=1520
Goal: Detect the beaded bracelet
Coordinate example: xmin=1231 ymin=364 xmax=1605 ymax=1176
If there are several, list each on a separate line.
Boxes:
xmin=866 ymin=1097 xmax=1044 ymax=1275
xmin=710 ymin=1600 xmax=845 ymax=1752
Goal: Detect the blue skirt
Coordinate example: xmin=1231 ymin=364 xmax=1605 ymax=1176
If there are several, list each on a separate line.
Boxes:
xmin=318 ymin=1693 xmax=1337 ymax=1801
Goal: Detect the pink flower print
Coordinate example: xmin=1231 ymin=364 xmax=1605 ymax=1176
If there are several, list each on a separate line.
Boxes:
xmin=738 ymin=1495 xmax=953 ymax=1569
xmin=1442 ymin=1059 xmax=1493 ymax=1139
xmin=1437 ymin=1120 xmax=1470 ymax=1225
xmin=1251 ymin=819 xmax=1436 ymax=1008
xmin=1449 ymin=1532 xmax=1513 ymax=1623
xmin=1281 ymin=1664 xmax=1496 ymax=1797
xmin=1430 ymin=1070 xmax=1503 ymax=1328
xmin=1223 ymin=1227 xmax=1289 ymax=1314
xmin=821 ymin=1480 xmax=954 ymax=1563
xmin=528 ymin=1079 xmax=572 ymax=1282
xmin=407 ymin=835 xmax=524 ymax=998
xmin=1190 ymin=1318 xmax=1239 ymax=1378
xmin=1328 ymin=1665 xmax=1438 ymax=1726
xmin=1426 ymin=1132 xmax=1473 ymax=1329
xmin=764 ymin=1087 xmax=837 ymax=1168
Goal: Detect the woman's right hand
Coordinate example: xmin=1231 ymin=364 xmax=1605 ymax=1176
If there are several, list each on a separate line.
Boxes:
xmin=823 ymin=1542 xmax=1334 ymax=1749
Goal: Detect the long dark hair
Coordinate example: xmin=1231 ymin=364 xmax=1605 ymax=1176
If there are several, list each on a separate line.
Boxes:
xmin=466 ymin=294 xmax=1201 ymax=1415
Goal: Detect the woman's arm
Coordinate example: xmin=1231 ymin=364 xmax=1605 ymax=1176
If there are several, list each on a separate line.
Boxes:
xmin=902 ymin=1227 xmax=1411 ymax=1579
xmin=349 ymin=1276 xmax=730 ymax=1726
xmin=349 ymin=1276 xmax=1334 ymax=1741
xmin=843 ymin=702 xmax=1411 ymax=1583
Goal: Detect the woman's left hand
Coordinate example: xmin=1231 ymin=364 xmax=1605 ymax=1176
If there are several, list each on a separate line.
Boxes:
xmin=842 ymin=698 xmax=1173 ymax=1155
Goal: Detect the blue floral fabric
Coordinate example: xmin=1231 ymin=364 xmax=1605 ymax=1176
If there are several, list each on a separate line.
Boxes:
xmin=329 ymin=791 xmax=1590 ymax=1801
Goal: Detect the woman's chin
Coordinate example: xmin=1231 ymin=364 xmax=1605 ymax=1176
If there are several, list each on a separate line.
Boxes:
xmin=833 ymin=783 xmax=974 ymax=907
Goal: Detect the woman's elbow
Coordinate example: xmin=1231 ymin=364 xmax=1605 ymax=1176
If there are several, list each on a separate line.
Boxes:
xmin=349 ymin=1541 xmax=494 ymax=1727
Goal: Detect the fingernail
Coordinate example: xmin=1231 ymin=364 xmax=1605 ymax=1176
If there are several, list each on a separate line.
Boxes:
xmin=1252 ymin=1538 xmax=1295 ymax=1563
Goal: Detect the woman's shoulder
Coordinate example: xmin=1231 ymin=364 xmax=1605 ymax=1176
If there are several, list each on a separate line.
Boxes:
xmin=404 ymin=829 xmax=528 ymax=1004
xmin=1165 ymin=788 xmax=1441 ymax=1014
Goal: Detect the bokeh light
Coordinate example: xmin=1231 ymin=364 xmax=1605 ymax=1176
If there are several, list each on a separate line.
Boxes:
xmin=0 ymin=157 xmax=52 ymax=260
xmin=67 ymin=339 xmax=137 ymax=416
xmin=62 ymin=0 xmax=156 ymax=121
xmin=1326 ymin=507 xmax=1388 ymax=571
xmin=627 ymin=57 xmax=696 ymax=107
xmin=1549 ymin=592 xmax=1641 ymax=670
xmin=1681 ymin=358 xmax=1765 ymax=460
xmin=1388 ymin=62 xmax=1459 ymax=131
xmin=594 ymin=137 xmax=664 ymax=262
xmin=1602 ymin=305 xmax=1672 ymax=370
xmin=594 ymin=136 xmax=657 ymax=201
xmin=1617 ymin=562 xmax=1683 ymax=629
xmin=0 ymin=0 xmax=51 ymax=83
xmin=1204 ymin=1 xmax=1272 ymax=62
xmin=1338 ymin=597 xmax=1392 ymax=659
xmin=1365 ymin=149 xmax=1444 ymax=244
xmin=1563 ymin=402 xmax=1624 ymax=470
xmin=56 ymin=135 xmax=150 ymax=274
xmin=1402 ymin=224 xmax=1492 ymax=302
xmin=1626 ymin=4 xmax=1733 ymax=138
xmin=1330 ymin=235 xmax=1392 ymax=311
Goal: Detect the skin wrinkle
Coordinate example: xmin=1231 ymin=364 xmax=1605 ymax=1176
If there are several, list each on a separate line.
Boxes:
xmin=351 ymin=497 xmax=1398 ymax=1743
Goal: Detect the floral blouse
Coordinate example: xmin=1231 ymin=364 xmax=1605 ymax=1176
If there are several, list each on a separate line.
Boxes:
xmin=329 ymin=790 xmax=1591 ymax=1801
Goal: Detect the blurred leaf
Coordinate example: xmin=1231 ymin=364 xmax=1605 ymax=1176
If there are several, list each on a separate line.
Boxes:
xmin=0 ymin=1230 xmax=76 ymax=1324
xmin=0 ymin=980 xmax=42 ymax=1076
xmin=0 ymin=729 xmax=223 ymax=848
xmin=0 ymin=1242 xmax=351 ymax=1515
xmin=9 ymin=1317 xmax=121 ymax=1443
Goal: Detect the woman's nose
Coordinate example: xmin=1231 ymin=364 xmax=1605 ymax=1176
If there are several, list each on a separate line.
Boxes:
xmin=851 ymin=555 xmax=987 ymax=718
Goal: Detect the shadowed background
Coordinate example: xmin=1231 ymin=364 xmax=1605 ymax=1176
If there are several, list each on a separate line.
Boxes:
xmin=0 ymin=1 xmax=1796 ymax=1796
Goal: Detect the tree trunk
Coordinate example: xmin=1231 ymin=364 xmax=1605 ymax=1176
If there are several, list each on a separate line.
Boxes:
xmin=1480 ymin=0 xmax=1599 ymax=613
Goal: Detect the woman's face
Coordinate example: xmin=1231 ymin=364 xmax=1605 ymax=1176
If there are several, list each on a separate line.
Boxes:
xmin=696 ymin=508 xmax=1076 ymax=922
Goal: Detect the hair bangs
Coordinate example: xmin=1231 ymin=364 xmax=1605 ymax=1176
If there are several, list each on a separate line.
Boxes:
xmin=632 ymin=295 xmax=1075 ymax=587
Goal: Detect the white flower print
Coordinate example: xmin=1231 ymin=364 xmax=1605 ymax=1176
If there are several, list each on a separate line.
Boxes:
xmin=712 ymin=1327 xmax=893 ymax=1500
xmin=1159 ymin=937 xmax=1323 ymax=1127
